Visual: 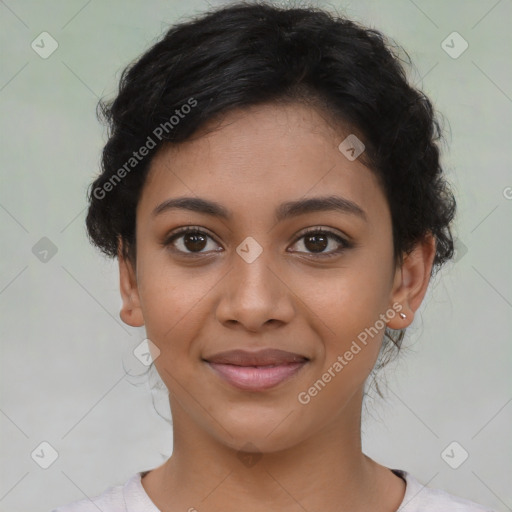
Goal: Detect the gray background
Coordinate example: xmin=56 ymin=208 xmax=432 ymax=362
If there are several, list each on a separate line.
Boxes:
xmin=0 ymin=0 xmax=511 ymax=511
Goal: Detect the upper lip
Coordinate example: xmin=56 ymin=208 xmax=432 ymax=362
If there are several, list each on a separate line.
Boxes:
xmin=204 ymin=348 xmax=309 ymax=366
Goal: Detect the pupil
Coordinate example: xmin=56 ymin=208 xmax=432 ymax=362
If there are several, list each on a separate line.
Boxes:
xmin=306 ymin=234 xmax=327 ymax=252
xmin=185 ymin=233 xmax=207 ymax=251
xmin=182 ymin=233 xmax=329 ymax=253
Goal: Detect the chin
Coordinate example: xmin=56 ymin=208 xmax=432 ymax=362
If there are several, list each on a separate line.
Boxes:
xmin=207 ymin=410 xmax=312 ymax=455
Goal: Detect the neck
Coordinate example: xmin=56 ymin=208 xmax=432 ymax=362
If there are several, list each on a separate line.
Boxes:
xmin=143 ymin=388 xmax=404 ymax=512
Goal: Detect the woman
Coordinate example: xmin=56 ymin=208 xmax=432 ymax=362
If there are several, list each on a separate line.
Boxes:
xmin=53 ymin=2 xmax=495 ymax=511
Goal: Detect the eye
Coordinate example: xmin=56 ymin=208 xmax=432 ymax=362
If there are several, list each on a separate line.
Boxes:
xmin=162 ymin=226 xmax=351 ymax=258
xmin=162 ymin=227 xmax=221 ymax=256
xmin=289 ymin=228 xmax=351 ymax=258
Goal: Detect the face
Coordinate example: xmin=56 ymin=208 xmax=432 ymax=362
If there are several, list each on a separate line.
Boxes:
xmin=119 ymin=102 xmax=433 ymax=454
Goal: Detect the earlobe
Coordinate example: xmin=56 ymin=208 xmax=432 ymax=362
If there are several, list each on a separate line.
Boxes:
xmin=387 ymin=233 xmax=436 ymax=330
xmin=118 ymin=240 xmax=145 ymax=327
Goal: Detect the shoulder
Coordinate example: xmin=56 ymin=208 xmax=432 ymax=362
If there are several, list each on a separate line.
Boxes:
xmin=395 ymin=470 xmax=496 ymax=512
xmin=51 ymin=473 xmax=144 ymax=512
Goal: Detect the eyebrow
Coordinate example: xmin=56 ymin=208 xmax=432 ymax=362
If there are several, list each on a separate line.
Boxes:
xmin=152 ymin=195 xmax=367 ymax=223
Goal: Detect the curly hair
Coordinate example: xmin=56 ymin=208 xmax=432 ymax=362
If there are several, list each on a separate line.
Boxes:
xmin=85 ymin=1 xmax=456 ymax=394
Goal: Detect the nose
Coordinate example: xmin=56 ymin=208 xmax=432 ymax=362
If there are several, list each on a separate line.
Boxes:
xmin=214 ymin=247 xmax=295 ymax=333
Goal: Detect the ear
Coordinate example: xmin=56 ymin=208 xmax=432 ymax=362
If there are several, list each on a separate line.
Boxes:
xmin=118 ymin=237 xmax=144 ymax=327
xmin=387 ymin=232 xmax=436 ymax=329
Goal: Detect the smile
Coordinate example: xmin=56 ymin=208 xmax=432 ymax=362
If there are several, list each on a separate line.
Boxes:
xmin=205 ymin=360 xmax=308 ymax=391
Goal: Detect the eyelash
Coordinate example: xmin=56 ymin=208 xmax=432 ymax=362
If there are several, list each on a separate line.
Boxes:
xmin=162 ymin=226 xmax=352 ymax=259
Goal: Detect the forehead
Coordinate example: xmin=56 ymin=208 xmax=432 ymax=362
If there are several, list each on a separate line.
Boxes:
xmin=138 ymin=103 xmax=388 ymax=225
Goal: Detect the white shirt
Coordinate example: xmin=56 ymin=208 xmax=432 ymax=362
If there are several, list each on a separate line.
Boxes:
xmin=51 ymin=468 xmax=496 ymax=511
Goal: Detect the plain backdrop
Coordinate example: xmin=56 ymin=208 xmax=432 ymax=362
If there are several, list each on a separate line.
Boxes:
xmin=0 ymin=1 xmax=511 ymax=511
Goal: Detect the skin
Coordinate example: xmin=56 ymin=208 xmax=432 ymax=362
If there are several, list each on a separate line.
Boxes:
xmin=118 ymin=102 xmax=436 ymax=512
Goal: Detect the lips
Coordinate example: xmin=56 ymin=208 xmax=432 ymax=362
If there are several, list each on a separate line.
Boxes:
xmin=204 ymin=348 xmax=309 ymax=366
xmin=204 ymin=349 xmax=309 ymax=391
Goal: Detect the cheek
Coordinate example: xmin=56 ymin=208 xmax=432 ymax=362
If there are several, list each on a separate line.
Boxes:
xmin=294 ymin=257 xmax=392 ymax=374
xmin=297 ymin=286 xmax=387 ymax=415
xmin=136 ymin=257 xmax=212 ymax=353
xmin=295 ymin=261 xmax=391 ymax=334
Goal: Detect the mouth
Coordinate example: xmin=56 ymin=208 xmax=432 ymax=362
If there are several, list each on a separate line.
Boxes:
xmin=203 ymin=348 xmax=310 ymax=391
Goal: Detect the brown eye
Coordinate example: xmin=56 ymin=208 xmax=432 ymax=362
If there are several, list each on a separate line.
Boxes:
xmin=289 ymin=228 xmax=350 ymax=258
xmin=164 ymin=228 xmax=221 ymax=255
xmin=303 ymin=233 xmax=329 ymax=253
xmin=182 ymin=232 xmax=208 ymax=252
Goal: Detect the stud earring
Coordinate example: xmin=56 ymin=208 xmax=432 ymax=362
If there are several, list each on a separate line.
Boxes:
xmin=399 ymin=312 xmax=407 ymax=319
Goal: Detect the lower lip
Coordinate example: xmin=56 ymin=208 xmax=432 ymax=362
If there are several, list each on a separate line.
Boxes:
xmin=206 ymin=361 xmax=308 ymax=391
